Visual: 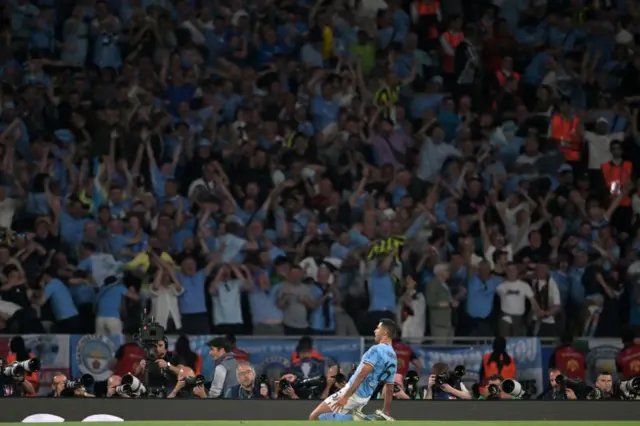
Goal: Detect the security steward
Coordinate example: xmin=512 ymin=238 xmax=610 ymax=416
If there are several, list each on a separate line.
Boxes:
xmin=290 ymin=336 xmax=325 ymax=379
xmin=601 ymin=140 xmax=633 ymax=235
xmin=478 ymin=336 xmax=516 ymax=395
xmin=549 ymin=97 xmax=581 ymax=172
xmin=6 ymin=336 xmax=39 ymax=394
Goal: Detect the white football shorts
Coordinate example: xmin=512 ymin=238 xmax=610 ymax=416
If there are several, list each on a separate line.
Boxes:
xmin=324 ymin=386 xmax=371 ymax=414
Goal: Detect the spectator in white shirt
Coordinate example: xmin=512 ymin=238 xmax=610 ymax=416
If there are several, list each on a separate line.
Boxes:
xmin=209 ymin=263 xmax=252 ymax=335
xmin=148 ymin=259 xmax=184 ymax=332
xmin=530 ymin=263 xmax=562 ymax=337
xmin=496 ymin=263 xmax=543 ymax=336
xmin=398 ymin=274 xmax=426 ymax=339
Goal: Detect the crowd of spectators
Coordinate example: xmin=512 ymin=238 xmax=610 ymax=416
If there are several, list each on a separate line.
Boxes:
xmin=0 ymin=0 xmax=640 ymax=342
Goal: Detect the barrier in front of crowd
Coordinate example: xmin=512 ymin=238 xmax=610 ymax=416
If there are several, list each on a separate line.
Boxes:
xmin=0 ymin=335 xmax=625 ymax=397
xmin=0 ymin=399 xmax=636 ymax=422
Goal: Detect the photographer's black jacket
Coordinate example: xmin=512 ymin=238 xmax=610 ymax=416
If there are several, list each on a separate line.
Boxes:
xmin=146 ymin=351 xmax=184 ymax=389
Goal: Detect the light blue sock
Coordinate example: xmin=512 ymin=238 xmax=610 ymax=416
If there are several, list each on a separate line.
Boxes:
xmin=319 ymin=413 xmax=354 ymax=421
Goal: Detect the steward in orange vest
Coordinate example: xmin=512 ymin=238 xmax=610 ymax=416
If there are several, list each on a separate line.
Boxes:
xmin=478 ymin=337 xmax=517 ymax=395
xmin=550 ymin=99 xmax=581 ymax=163
xmin=414 ymin=0 xmax=441 ymax=43
xmin=601 ymin=141 xmax=632 ymax=207
xmin=440 ymin=15 xmax=464 ymax=75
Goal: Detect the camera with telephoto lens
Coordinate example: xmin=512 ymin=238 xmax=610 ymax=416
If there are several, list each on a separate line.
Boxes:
xmin=1 ymin=358 xmax=41 ymax=379
xmin=555 ymin=374 xmax=584 ymax=392
xmin=182 ymin=375 xmax=205 ymax=388
xmin=501 ymin=379 xmax=529 ymax=399
xmin=64 ymin=374 xmax=94 ymax=390
xmin=487 ymin=383 xmax=500 ymax=397
xmin=619 ymin=376 xmax=640 ymax=398
xmin=404 ymin=371 xmax=420 ymax=399
xmin=120 ymin=373 xmax=147 ymax=396
xmin=435 ymin=365 xmax=466 ymax=387
xmin=587 ymin=387 xmax=606 ymax=400
xmin=279 ymin=376 xmax=326 ymax=399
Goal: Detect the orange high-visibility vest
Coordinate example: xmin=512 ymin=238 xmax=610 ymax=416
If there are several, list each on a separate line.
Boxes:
xmin=417 ymin=1 xmax=440 ymax=38
xmin=479 ymin=352 xmax=517 ymax=395
xmin=441 ymin=31 xmax=464 ymax=74
xmin=6 ymin=353 xmax=39 ymax=395
xmin=550 ymin=114 xmax=581 ymax=162
xmin=417 ymin=0 xmax=440 ymax=15
xmin=602 ymin=160 xmax=632 ymax=206
xmin=291 ymin=349 xmax=323 ymax=364
xmin=496 ymin=70 xmax=520 ymax=86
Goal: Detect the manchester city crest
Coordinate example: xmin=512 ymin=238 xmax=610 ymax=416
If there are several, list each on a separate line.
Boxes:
xmin=76 ymin=335 xmax=117 ymax=381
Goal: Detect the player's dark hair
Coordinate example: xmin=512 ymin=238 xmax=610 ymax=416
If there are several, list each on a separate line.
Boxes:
xmin=379 ymin=318 xmax=397 ymax=339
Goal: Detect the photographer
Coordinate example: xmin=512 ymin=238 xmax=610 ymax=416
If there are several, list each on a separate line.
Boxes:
xmin=423 ymin=363 xmax=472 ymax=400
xmin=0 ymin=358 xmax=36 ymax=397
xmin=587 ymin=372 xmax=617 ymax=400
xmin=6 ymin=337 xmax=39 ymax=394
xmin=208 ymin=337 xmax=239 ymax=398
xmin=320 ymin=365 xmax=347 ymax=400
xmin=478 ymin=375 xmax=512 ymax=400
xmin=106 ymin=375 xmax=127 ymax=398
xmin=46 ymin=373 xmax=94 ymax=398
xmin=541 ymin=369 xmax=578 ymax=400
xmin=224 ymin=362 xmax=269 ymax=399
xmin=133 ymin=337 xmax=184 ymax=391
xmin=274 ymin=373 xmax=300 ymax=400
xmin=167 ymin=366 xmax=207 ymax=399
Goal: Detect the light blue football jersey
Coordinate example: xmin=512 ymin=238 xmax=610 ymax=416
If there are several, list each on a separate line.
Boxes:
xmin=348 ymin=343 xmax=397 ymax=398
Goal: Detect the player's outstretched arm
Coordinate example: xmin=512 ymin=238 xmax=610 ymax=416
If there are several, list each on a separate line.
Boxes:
xmin=343 ymin=363 xmax=374 ymax=400
xmin=382 ymin=383 xmax=394 ymax=416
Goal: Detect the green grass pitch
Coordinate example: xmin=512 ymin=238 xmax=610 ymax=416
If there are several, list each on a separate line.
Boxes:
xmin=5 ymin=422 xmax=640 ymax=426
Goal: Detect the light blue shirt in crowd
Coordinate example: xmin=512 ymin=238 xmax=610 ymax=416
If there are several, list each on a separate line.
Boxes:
xmin=95 ymin=283 xmax=127 ymax=319
xmin=309 ymin=285 xmax=335 ymax=332
xmin=249 ymin=282 xmax=284 ymax=324
xmin=177 ymin=270 xmax=207 ymax=314
xmin=43 ymin=278 xmax=79 ymax=321
xmin=367 ymin=267 xmax=396 ymax=312
xmin=466 ymin=275 xmax=502 ymax=319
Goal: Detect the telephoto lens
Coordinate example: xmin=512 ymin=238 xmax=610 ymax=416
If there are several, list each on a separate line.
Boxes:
xmin=620 ymin=376 xmax=640 ymax=395
xmin=488 ymin=383 xmax=500 ymax=396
